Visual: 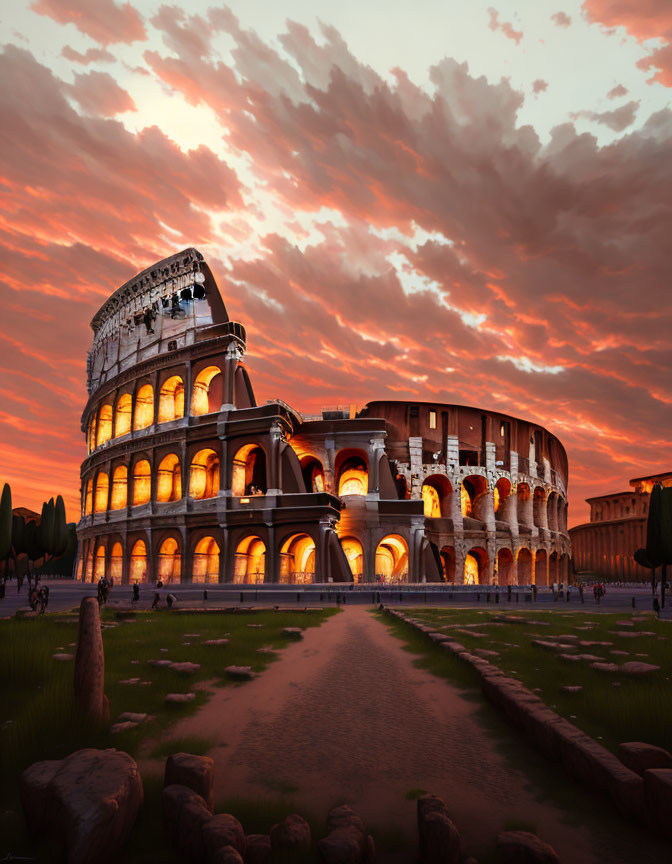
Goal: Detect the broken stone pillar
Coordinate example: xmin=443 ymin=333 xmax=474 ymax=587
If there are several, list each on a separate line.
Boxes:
xmin=74 ymin=597 xmax=107 ymax=724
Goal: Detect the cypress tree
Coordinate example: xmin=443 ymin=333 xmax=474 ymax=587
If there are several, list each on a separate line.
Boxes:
xmin=54 ymin=495 xmax=68 ymax=557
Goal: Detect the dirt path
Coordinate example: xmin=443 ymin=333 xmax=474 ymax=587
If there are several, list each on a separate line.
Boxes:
xmin=164 ymin=607 xmax=666 ymax=862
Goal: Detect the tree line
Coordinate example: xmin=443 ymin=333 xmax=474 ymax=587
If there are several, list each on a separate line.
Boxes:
xmin=0 ymin=482 xmax=77 ymax=579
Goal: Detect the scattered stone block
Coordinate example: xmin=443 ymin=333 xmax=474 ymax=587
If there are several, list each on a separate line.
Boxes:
xmin=225 ymin=665 xmax=254 ymax=680
xmin=590 ymin=662 xmax=619 ymax=673
xmin=111 ymin=721 xmax=138 ymax=734
xmin=202 ymin=813 xmax=246 ymax=857
xmin=170 ymin=661 xmax=201 ymax=674
xmin=202 ymin=639 xmax=230 ymax=646
xmin=19 ymin=759 xmax=62 ymax=830
xmin=619 ymin=743 xmax=672 ymax=776
xmin=610 ymin=650 xmax=629 ymax=656
xmin=644 ymin=770 xmax=672 ymax=836
xmin=149 ymin=659 xmax=173 ymax=668
xmin=210 ymin=846 xmax=243 ymax=864
xmin=616 ymin=621 xmax=634 ymax=628
xmin=165 ymin=692 xmax=196 ymax=704
xmin=496 ymin=831 xmax=559 ymax=864
xmin=621 ymin=662 xmax=660 ymax=676
xmin=579 ymin=641 xmax=612 ymax=647
xmin=417 ymin=795 xmax=460 ymax=864
xmin=270 ymin=814 xmax=311 ymax=853
xmin=53 ymin=653 xmax=74 ymax=661
xmin=165 ymin=753 xmax=215 ymax=812
xmin=245 ymin=834 xmax=271 ymax=864
xmin=119 ymin=678 xmax=141 ymax=685
xmin=561 ymin=685 xmax=583 ymax=693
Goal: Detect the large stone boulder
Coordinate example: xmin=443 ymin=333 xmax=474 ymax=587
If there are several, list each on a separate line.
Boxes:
xmin=20 ymin=748 xmax=143 ymax=864
xmin=318 ymin=805 xmax=373 ymax=863
xmin=619 ymin=743 xmax=672 ymax=777
xmin=74 ymin=598 xmax=107 ymax=723
xmin=210 ymin=847 xmax=243 ymax=864
xmin=202 ymin=813 xmax=246 ymax=860
xmin=644 ymin=769 xmax=672 ymax=836
xmin=163 ymin=783 xmax=212 ymax=859
xmin=270 ymin=813 xmax=311 ymax=854
xmin=496 ymin=831 xmax=559 ymax=864
xmin=417 ymin=795 xmax=460 ymax=864
xmin=244 ymin=834 xmax=271 ymax=864
xmin=164 ymin=753 xmax=215 ymax=812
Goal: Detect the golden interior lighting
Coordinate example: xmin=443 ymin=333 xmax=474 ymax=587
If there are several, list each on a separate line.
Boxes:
xmin=233 ymin=535 xmax=266 ymax=584
xmin=133 ymin=384 xmax=154 ymax=431
xmin=231 ymin=443 xmax=267 ymax=496
xmin=84 ymin=479 xmax=93 ymax=516
xmin=85 ymin=549 xmax=94 ymax=581
xmin=96 ymin=404 xmax=113 ymax=446
xmin=422 ymin=484 xmax=441 ymax=518
xmin=110 ymin=465 xmax=128 ymax=510
xmin=158 ymin=537 xmax=181 ymax=583
xmin=156 ymin=453 xmax=182 ymax=502
xmin=110 ymin=542 xmax=123 ymax=582
xmin=94 ymin=545 xmax=106 ymax=580
xmin=279 ymin=533 xmax=315 ymax=584
xmin=191 ymin=366 xmax=222 ymax=416
xmin=374 ymin=534 xmax=408 ymax=582
xmin=340 ymin=537 xmax=364 ymax=580
xmin=339 ymin=468 xmax=367 ymax=496
xmin=132 ymin=459 xmax=151 ymax=506
xmin=158 ymin=376 xmax=185 ymax=423
xmin=94 ymin=472 xmax=109 ymax=513
xmin=87 ymin=416 xmax=97 ymax=453
xmin=129 ymin=539 xmax=147 ymax=583
xmin=493 ymin=487 xmax=500 ymax=513
xmin=189 ymin=449 xmax=220 ymax=499
xmin=464 ymin=552 xmax=479 ymax=585
xmin=115 ymin=393 xmax=132 ymax=437
xmin=192 ymin=536 xmax=220 ymax=583
xmin=460 ymin=484 xmax=472 ymax=518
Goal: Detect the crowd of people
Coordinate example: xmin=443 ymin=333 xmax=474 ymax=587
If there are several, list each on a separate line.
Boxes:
xmin=27 ymin=577 xmax=49 ymax=613
xmin=96 ymin=575 xmax=113 ymax=605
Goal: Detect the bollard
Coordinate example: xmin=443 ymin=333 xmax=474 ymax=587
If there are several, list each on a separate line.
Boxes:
xmin=496 ymin=592 xmax=499 ymax=604
xmin=203 ymin=589 xmax=208 ymax=601
xmin=632 ymin=596 xmax=636 ymax=609
xmin=240 ymin=592 xmax=244 ymax=603
xmin=477 ymin=593 xmax=480 ymax=602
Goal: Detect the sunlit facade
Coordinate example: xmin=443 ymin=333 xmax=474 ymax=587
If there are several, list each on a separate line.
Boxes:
xmin=76 ymin=248 xmax=570 ymax=585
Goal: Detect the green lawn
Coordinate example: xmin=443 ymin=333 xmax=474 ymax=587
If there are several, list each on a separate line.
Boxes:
xmin=0 ymin=606 xmax=337 ymax=861
xmin=382 ymin=607 xmax=672 ymax=755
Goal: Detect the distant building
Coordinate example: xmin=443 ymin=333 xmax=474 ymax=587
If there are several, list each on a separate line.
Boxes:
xmin=569 ymin=471 xmax=672 ymax=581
xmin=76 ymin=248 xmax=570 ymax=585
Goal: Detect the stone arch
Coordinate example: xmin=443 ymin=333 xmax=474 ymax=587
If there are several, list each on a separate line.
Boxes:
xmin=533 ymin=487 xmax=548 ymax=530
xmin=110 ymin=464 xmax=128 ymax=510
xmin=300 ymin=455 xmax=325 ymax=493
xmin=115 ymin=392 xmax=133 ymax=437
xmin=110 ymin=540 xmax=123 ymax=583
xmin=279 ymin=532 xmax=316 ymax=584
xmin=231 ymin=443 xmax=267 ymax=496
xmin=559 ymin=552 xmax=570 ymax=581
xmin=374 ymin=534 xmax=409 ymax=582
xmin=129 ymin=538 xmax=148 ymax=583
xmin=535 ymin=548 xmax=548 ymax=585
xmin=84 ymin=478 xmax=93 ymax=516
xmin=422 ymin=474 xmax=453 ymax=518
xmin=96 ymin=404 xmax=113 ymax=446
xmin=464 ymin=546 xmax=488 ymax=585
xmin=549 ymin=550 xmax=559 ymax=583
xmin=94 ymin=471 xmax=109 ymax=513
xmin=461 ymin=475 xmax=488 ymax=519
xmin=440 ymin=545 xmax=456 ymax=582
xmin=340 ymin=536 xmax=364 ymax=581
xmin=133 ymin=383 xmax=154 ymax=431
xmin=517 ymin=547 xmax=533 ymax=584
xmin=192 ymin=535 xmax=220 ymax=583
xmin=546 ymin=491 xmax=559 ymax=531
xmin=190 ymin=448 xmax=220 ymax=499
xmin=157 ymin=453 xmax=182 ymax=502
xmin=494 ymin=477 xmax=512 ymax=517
xmin=497 ymin=547 xmax=514 ymax=585
xmin=157 ymin=536 xmax=181 ymax=583
xmin=87 ymin=414 xmax=97 ymax=453
xmin=233 ymin=535 xmax=266 ymax=584
xmin=94 ymin=543 xmax=106 ymax=580
xmin=191 ymin=365 xmax=223 ymax=416
xmin=517 ymin=482 xmax=533 ymax=528
xmin=335 ymin=448 xmax=369 ymax=497
xmin=132 ymin=458 xmax=151 ymax=506
xmin=158 ymin=375 xmax=185 ymax=423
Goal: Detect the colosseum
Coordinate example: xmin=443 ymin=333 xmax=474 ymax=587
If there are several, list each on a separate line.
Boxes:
xmin=75 ymin=248 xmax=571 ymax=586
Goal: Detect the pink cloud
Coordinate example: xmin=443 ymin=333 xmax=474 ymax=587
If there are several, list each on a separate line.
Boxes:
xmin=571 ymin=99 xmax=639 ymax=130
xmin=61 ymin=45 xmax=115 ymax=65
xmin=551 ymin=12 xmax=572 ymax=28
xmin=31 ymin=0 xmax=146 ymax=45
xmin=68 ymin=70 xmax=137 ymax=115
xmin=532 ymin=79 xmax=548 ymax=93
xmin=488 ymin=7 xmax=523 ymax=44
xmin=607 ymin=83 xmax=629 ymax=98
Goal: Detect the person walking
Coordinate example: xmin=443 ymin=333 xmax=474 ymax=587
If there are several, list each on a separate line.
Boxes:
xmin=151 ymin=590 xmax=160 ymax=610
xmin=132 ymin=582 xmax=140 ymax=604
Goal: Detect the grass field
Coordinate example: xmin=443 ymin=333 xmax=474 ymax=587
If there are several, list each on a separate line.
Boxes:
xmin=0 ymin=605 xmax=337 ymax=861
xmin=382 ymin=607 xmax=672 ymax=754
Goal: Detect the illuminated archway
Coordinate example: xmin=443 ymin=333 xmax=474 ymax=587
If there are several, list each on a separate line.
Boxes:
xmin=87 ymin=416 xmax=96 ymax=453
xmin=535 ymin=548 xmax=548 ymax=585
xmin=497 ymin=547 xmax=514 ymax=585
xmin=193 ymin=536 xmax=220 ymax=583
xmin=110 ymin=541 xmax=123 ymax=582
xmin=340 ymin=536 xmax=364 ymax=581
xmin=96 ymin=404 xmax=113 ymax=446
xmin=233 ymin=536 xmax=266 ymax=584
xmin=494 ymin=477 xmax=511 ymax=516
xmin=84 ymin=479 xmax=93 ymax=516
xmin=231 ymin=444 xmax=266 ymax=496
xmin=549 ymin=550 xmax=559 ymax=583
xmin=191 ymin=366 xmax=223 ymax=416
xmin=189 ymin=449 xmax=220 ymax=499
xmin=130 ymin=539 xmax=148 ymax=583
xmin=533 ymin=487 xmax=547 ymax=529
xmin=85 ymin=546 xmax=94 ymax=582
xmin=461 ymin=475 xmax=487 ymax=519
xmin=440 ymin=546 xmax=456 ymax=581
xmin=335 ymin=450 xmax=368 ymax=497
xmin=301 ymin=456 xmax=325 ymax=493
xmin=132 ymin=459 xmax=151 ymax=506
xmin=94 ymin=544 xmax=106 ymax=580
xmin=110 ymin=465 xmax=128 ymax=510
xmin=133 ymin=384 xmax=154 ymax=431
xmin=157 ymin=454 xmax=182 ymax=502
xmin=115 ymin=393 xmax=132 ymax=437
xmin=280 ymin=533 xmax=316 ymax=584
xmin=422 ymin=475 xmax=452 ymax=518
xmin=374 ymin=535 xmax=408 ymax=582
xmin=464 ymin=546 xmax=488 ymax=585
xmin=158 ymin=537 xmax=181 ymax=583
xmin=158 ymin=376 xmax=185 ymax=423
xmin=517 ymin=548 xmax=533 ymax=584
xmin=422 ymin=485 xmax=441 ymax=518
xmin=94 ymin=472 xmax=109 ymax=513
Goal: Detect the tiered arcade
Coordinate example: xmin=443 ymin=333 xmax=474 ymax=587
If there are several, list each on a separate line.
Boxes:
xmin=76 ymin=249 xmax=571 ymax=585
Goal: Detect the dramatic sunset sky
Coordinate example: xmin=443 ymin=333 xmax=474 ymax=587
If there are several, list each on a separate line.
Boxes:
xmin=1 ymin=0 xmax=671 ymax=525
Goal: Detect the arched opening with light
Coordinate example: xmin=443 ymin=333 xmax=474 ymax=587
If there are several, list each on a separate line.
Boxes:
xmin=158 ymin=537 xmax=181 ymax=583
xmin=300 ymin=455 xmax=325 ymax=493
xmin=191 ymin=366 xmax=223 ymax=416
xmin=94 ymin=544 xmax=106 ymax=580
xmin=374 ymin=535 xmax=408 ymax=582
xmin=132 ymin=459 xmax=151 ymax=506
xmin=335 ymin=450 xmax=368 ymax=497
xmin=231 ymin=444 xmax=267 ymax=496
xmin=549 ymin=550 xmax=559 ymax=584
xmin=494 ymin=477 xmax=511 ymax=517
xmin=133 ymin=384 xmax=154 ymax=431
xmin=497 ymin=547 xmax=514 ymax=585
xmin=440 ymin=545 xmax=456 ymax=581
xmin=96 ymin=404 xmax=113 ymax=446
xmin=279 ymin=533 xmax=316 ymax=584
xmin=340 ymin=536 xmax=364 ymax=581
xmin=233 ymin=536 xmax=266 ymax=584
xmin=94 ymin=472 xmax=109 ymax=513
xmin=464 ymin=546 xmax=488 ymax=584
xmin=517 ymin=548 xmax=533 ymax=583
xmin=157 ymin=454 xmax=182 ymax=503
xmin=189 ymin=449 xmax=220 ymax=499
xmin=110 ymin=465 xmax=128 ymax=510
xmin=192 ymin=536 xmax=220 ymax=583
xmin=461 ymin=475 xmax=487 ymax=519
xmin=84 ymin=479 xmax=93 ymax=516
xmin=158 ymin=376 xmax=185 ymax=423
xmin=110 ymin=541 xmax=122 ymax=582
xmin=535 ymin=548 xmax=548 ymax=585
xmin=422 ymin=475 xmax=452 ymax=518
xmin=115 ymin=393 xmax=132 ymax=437
xmin=130 ymin=539 xmax=148 ymax=583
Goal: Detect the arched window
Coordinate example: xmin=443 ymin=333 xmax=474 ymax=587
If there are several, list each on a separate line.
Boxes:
xmin=157 ymin=454 xmax=182 ymax=503
xmin=440 ymin=546 xmax=455 ymax=581
xmin=130 ymin=539 xmax=148 ymax=583
xmin=461 ymin=476 xmax=487 ymax=519
xmin=110 ymin=465 xmax=128 ymax=510
xmin=464 ymin=546 xmax=488 ymax=585
xmin=132 ymin=459 xmax=151 ymax=506
xmin=94 ymin=545 xmax=106 ymax=580
xmin=497 ymin=548 xmax=514 ymax=585
xmin=301 ymin=456 xmax=325 ymax=493
xmin=279 ymin=533 xmax=316 ymax=584
xmin=158 ymin=537 xmax=181 ymax=583
xmin=374 ymin=535 xmax=408 ymax=582
xmin=336 ymin=450 xmax=368 ymax=497
xmin=191 ymin=366 xmax=223 ymax=416
xmin=84 ymin=479 xmax=93 ymax=516
xmin=87 ymin=415 xmax=97 ymax=453
xmin=234 ymin=536 xmax=266 ymax=584
xmin=110 ymin=541 xmax=123 ymax=582
xmin=231 ymin=444 xmax=266 ymax=496
xmin=189 ymin=449 xmax=220 ymax=499
xmin=494 ymin=478 xmax=511 ymax=516
xmin=340 ymin=536 xmax=364 ymax=581
xmin=96 ymin=405 xmax=113 ymax=446
xmin=533 ymin=487 xmax=547 ymax=529
xmin=94 ymin=472 xmax=109 ymax=513
xmin=85 ymin=546 xmax=94 ymax=582
xmin=193 ymin=536 xmax=220 ymax=583
xmin=422 ymin=475 xmax=452 ymax=518
xmin=115 ymin=393 xmax=132 ymax=437
xmin=535 ymin=548 xmax=548 ymax=585
xmin=517 ymin=548 xmax=533 ymax=583
xmin=133 ymin=384 xmax=154 ymax=431
xmin=158 ymin=376 xmax=185 ymax=423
